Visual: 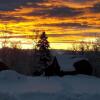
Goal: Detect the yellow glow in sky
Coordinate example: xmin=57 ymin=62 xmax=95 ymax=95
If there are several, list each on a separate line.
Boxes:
xmin=0 ymin=0 xmax=100 ymax=49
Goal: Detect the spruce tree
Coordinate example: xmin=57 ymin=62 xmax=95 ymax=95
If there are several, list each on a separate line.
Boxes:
xmin=37 ymin=32 xmax=51 ymax=71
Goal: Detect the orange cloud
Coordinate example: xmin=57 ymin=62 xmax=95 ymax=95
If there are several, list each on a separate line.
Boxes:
xmin=0 ymin=0 xmax=100 ymax=49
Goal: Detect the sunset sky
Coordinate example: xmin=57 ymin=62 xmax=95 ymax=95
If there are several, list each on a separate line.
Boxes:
xmin=0 ymin=0 xmax=100 ymax=49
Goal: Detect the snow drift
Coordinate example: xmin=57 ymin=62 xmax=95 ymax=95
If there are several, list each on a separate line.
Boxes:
xmin=0 ymin=70 xmax=100 ymax=100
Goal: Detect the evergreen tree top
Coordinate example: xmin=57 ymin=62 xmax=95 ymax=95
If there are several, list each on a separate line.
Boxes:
xmin=40 ymin=32 xmax=48 ymax=39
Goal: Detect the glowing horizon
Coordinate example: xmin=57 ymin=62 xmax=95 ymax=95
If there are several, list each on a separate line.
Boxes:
xmin=0 ymin=0 xmax=100 ymax=49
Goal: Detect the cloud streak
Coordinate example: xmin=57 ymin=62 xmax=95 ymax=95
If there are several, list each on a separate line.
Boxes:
xmin=0 ymin=0 xmax=100 ymax=49
xmin=0 ymin=0 xmax=46 ymax=11
xmin=27 ymin=6 xmax=82 ymax=18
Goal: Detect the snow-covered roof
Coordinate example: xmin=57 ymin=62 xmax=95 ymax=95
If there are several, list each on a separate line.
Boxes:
xmin=56 ymin=54 xmax=88 ymax=71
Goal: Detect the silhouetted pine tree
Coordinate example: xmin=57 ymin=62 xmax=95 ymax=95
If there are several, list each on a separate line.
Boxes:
xmin=36 ymin=32 xmax=52 ymax=71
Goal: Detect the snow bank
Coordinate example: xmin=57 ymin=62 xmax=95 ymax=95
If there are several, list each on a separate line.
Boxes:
xmin=56 ymin=54 xmax=87 ymax=71
xmin=0 ymin=70 xmax=100 ymax=100
xmin=0 ymin=70 xmax=62 ymax=94
xmin=0 ymin=92 xmax=18 ymax=100
xmin=0 ymin=70 xmax=26 ymax=80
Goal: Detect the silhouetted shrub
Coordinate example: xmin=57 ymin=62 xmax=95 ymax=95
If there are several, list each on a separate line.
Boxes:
xmin=73 ymin=60 xmax=93 ymax=75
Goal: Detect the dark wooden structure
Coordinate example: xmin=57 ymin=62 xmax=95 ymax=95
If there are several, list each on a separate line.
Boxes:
xmin=44 ymin=57 xmax=60 ymax=76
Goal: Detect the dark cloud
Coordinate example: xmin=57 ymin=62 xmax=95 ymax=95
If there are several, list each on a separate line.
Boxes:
xmin=47 ymin=7 xmax=82 ymax=17
xmin=74 ymin=0 xmax=88 ymax=2
xmin=68 ymin=0 xmax=95 ymax=3
xmin=48 ymin=32 xmax=100 ymax=38
xmin=0 ymin=0 xmax=46 ymax=11
xmin=83 ymin=32 xmax=100 ymax=37
xmin=47 ymin=33 xmax=89 ymax=38
xmin=37 ymin=22 xmax=94 ymax=28
xmin=27 ymin=6 xmax=82 ymax=18
xmin=90 ymin=2 xmax=100 ymax=13
xmin=0 ymin=14 xmax=26 ymax=22
xmin=0 ymin=0 xmax=45 ymax=4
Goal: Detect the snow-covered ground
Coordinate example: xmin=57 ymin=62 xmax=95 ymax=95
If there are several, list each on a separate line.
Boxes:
xmin=0 ymin=70 xmax=100 ymax=100
xmin=56 ymin=54 xmax=87 ymax=71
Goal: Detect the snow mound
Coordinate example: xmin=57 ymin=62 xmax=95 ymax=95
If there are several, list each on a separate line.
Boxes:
xmin=0 ymin=70 xmax=26 ymax=80
xmin=56 ymin=54 xmax=75 ymax=71
xmin=0 ymin=70 xmax=100 ymax=100
xmin=56 ymin=54 xmax=88 ymax=71
xmin=0 ymin=92 xmax=18 ymax=100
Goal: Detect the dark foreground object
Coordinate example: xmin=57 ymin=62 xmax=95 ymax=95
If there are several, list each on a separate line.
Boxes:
xmin=73 ymin=60 xmax=93 ymax=75
xmin=58 ymin=71 xmax=77 ymax=77
xmin=44 ymin=59 xmax=93 ymax=77
xmin=33 ymin=58 xmax=93 ymax=77
xmin=0 ymin=61 xmax=9 ymax=71
xmin=44 ymin=57 xmax=60 ymax=76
